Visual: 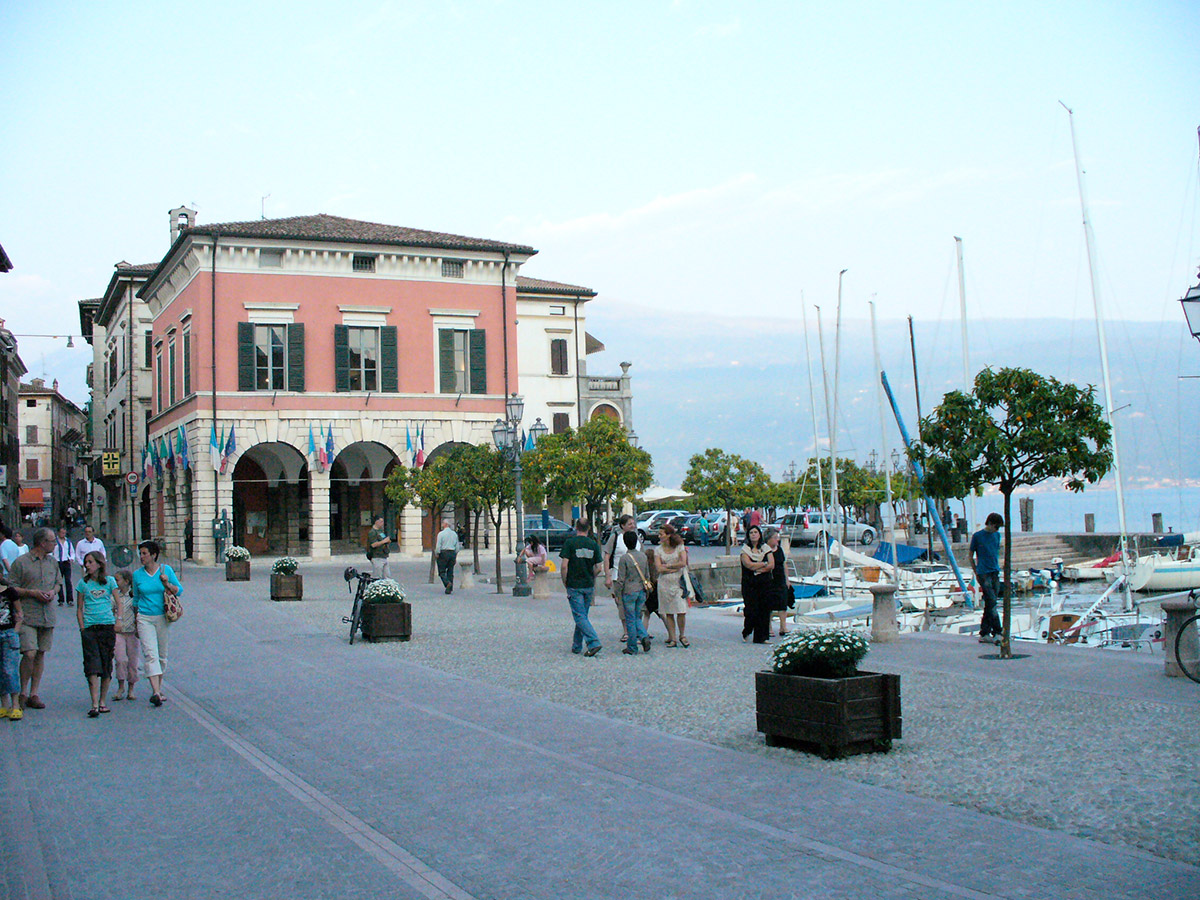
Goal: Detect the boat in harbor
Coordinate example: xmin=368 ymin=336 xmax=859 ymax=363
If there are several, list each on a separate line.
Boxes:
xmin=1128 ymin=533 xmax=1200 ymax=592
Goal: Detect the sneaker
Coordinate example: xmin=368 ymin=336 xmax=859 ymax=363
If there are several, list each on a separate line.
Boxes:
xmin=584 ymin=645 xmax=602 ymax=657
xmin=622 ymin=647 xmax=636 ymax=655
xmin=25 ymin=696 xmax=45 ymax=710
xmin=641 ymin=637 xmax=652 ymax=652
xmin=0 ymin=708 xmax=8 ymax=719
xmin=978 ymin=635 xmax=993 ymax=643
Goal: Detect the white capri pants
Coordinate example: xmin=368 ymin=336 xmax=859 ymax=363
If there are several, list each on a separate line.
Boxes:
xmin=137 ymin=614 xmax=170 ymax=679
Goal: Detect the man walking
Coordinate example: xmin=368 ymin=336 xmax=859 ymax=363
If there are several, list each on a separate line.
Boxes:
xmin=53 ymin=526 xmax=74 ymax=606
xmin=368 ymin=515 xmax=394 ymax=580
xmin=9 ymin=527 xmax=62 ymax=710
xmin=560 ymin=517 xmax=603 ymax=657
xmin=74 ymin=525 xmax=106 ymax=564
xmin=695 ymin=512 xmax=710 ymax=547
xmin=970 ymin=513 xmax=1004 ymax=645
xmin=435 ymin=519 xmax=460 ymax=594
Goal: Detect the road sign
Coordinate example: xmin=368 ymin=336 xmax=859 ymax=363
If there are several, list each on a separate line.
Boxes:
xmin=125 ymin=471 xmax=140 ymax=486
xmin=102 ymin=451 xmax=121 ymax=477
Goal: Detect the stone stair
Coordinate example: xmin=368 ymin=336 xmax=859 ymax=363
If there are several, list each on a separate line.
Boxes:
xmin=950 ymin=533 xmax=1103 ymax=572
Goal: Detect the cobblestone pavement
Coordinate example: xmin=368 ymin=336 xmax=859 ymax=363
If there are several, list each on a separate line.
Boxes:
xmin=2 ymin=555 xmax=1196 ymax=899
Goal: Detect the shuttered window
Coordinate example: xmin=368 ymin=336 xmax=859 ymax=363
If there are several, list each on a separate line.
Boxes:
xmin=552 ymin=413 xmax=569 ymax=434
xmin=182 ymin=328 xmax=192 ymax=396
xmin=438 ymin=328 xmax=486 ymax=394
xmin=335 ymin=325 xmax=390 ymax=392
xmin=238 ymin=322 xmax=305 ymax=392
xmin=550 ymin=338 xmax=568 ymax=376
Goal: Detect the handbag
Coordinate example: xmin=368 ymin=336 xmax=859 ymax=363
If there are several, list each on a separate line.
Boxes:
xmin=163 ymin=587 xmax=183 ymax=623
xmin=628 ymin=555 xmax=654 ymax=593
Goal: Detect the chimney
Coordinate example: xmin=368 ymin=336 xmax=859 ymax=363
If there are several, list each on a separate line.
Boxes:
xmin=169 ymin=206 xmax=198 ymax=244
xmin=52 ymin=379 xmax=59 ymax=392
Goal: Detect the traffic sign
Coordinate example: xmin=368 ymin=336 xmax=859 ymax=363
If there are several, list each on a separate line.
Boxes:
xmin=125 ymin=471 xmax=140 ymax=486
xmin=102 ymin=451 xmax=121 ymax=477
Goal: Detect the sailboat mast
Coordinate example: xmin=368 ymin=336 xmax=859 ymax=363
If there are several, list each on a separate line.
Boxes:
xmin=870 ymin=300 xmax=895 ymax=574
xmin=909 ymin=316 xmax=934 ymax=559
xmin=815 ymin=305 xmax=834 ymax=581
xmin=802 ymin=303 xmax=828 ymax=524
xmin=955 ymin=237 xmax=978 ymax=535
xmin=831 ymin=270 xmax=848 ymax=598
xmin=1062 ymin=102 xmax=1133 ymax=611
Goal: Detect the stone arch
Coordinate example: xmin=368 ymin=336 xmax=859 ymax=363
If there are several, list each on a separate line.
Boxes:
xmin=329 ymin=440 xmax=401 ymax=554
xmin=589 ymin=403 xmax=621 ymax=423
xmin=416 ymin=440 xmax=475 ymax=550
xmin=231 ymin=441 xmax=310 ymax=556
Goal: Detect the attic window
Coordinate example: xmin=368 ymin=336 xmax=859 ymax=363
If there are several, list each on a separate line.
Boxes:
xmin=259 ymin=249 xmax=283 ymax=268
xmin=441 ymin=259 xmax=464 ymax=279
xmin=549 ymin=305 xmax=566 ymax=316
xmin=353 ymin=254 xmax=376 ymax=273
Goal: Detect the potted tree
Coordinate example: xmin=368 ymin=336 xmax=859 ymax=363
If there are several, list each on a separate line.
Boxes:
xmin=225 ymin=546 xmax=251 ymax=581
xmin=755 ymin=628 xmax=901 ymax=759
xmin=270 ymin=557 xmax=303 ymax=601
xmin=359 ymin=578 xmax=411 ymax=642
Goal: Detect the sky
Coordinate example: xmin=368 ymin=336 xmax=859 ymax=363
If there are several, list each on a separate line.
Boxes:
xmin=3 ymin=0 xmax=1199 ymax=416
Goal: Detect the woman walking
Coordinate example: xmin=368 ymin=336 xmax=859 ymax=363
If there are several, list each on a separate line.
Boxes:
xmin=75 ymin=551 xmax=117 ymax=717
xmin=132 ymin=541 xmax=182 ymax=708
xmin=654 ymin=524 xmax=690 ymax=647
xmin=765 ymin=528 xmax=792 ymax=637
xmin=740 ymin=525 xmax=774 ymax=643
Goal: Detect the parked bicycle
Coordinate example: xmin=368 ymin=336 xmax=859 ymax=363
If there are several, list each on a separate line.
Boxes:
xmin=1173 ymin=590 xmax=1200 ymax=685
xmin=342 ymin=567 xmax=374 ymax=644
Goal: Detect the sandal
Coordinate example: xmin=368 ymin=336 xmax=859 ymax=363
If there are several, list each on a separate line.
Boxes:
xmin=87 ymin=708 xmax=99 ymax=718
xmin=664 ymin=640 xmax=677 ymax=648
xmin=679 ymin=637 xmax=690 ymax=648
xmin=150 ymin=694 xmax=163 ymax=707
xmin=98 ymin=706 xmax=111 ymax=714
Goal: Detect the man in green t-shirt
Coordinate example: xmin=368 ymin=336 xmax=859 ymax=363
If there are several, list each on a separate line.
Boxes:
xmin=559 ymin=518 xmax=603 ymax=656
xmin=367 ymin=516 xmax=394 ymax=579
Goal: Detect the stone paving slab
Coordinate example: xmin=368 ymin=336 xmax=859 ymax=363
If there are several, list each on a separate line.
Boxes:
xmin=3 ymin=558 xmax=1197 ymax=899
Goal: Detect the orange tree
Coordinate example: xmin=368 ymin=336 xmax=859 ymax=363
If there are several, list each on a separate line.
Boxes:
xmin=681 ymin=449 xmax=771 ymax=550
xmin=909 ymin=367 xmax=1112 ymax=658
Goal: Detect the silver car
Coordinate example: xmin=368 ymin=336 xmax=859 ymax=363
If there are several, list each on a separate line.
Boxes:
xmin=776 ymin=511 xmax=876 ymax=546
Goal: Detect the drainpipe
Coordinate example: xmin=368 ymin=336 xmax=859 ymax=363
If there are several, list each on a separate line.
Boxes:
xmin=127 ymin=274 xmax=134 ymax=541
xmin=573 ymin=295 xmax=582 ymax=427
xmin=210 ymin=234 xmax=219 ymax=552
xmin=501 ymin=250 xmax=510 ymax=400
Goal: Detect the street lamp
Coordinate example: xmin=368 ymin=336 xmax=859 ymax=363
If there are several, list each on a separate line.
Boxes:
xmin=1181 ymin=273 xmax=1200 ymax=345
xmin=494 ymin=393 xmax=531 ymax=597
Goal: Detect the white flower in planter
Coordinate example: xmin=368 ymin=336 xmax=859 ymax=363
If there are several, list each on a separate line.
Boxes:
xmin=225 ymin=546 xmax=250 ymax=561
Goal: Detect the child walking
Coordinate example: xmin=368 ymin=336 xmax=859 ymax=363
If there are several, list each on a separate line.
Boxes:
xmin=111 ymin=570 xmax=139 ymax=701
xmin=75 ymin=551 xmax=117 ymax=717
xmin=0 ymin=585 xmax=22 ymax=720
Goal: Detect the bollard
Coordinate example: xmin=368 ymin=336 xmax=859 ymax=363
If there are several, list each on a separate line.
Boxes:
xmin=531 ymin=568 xmax=552 ymax=599
xmin=458 ymin=560 xmax=475 ymax=590
xmin=869 ymin=583 xmax=900 ymax=642
xmin=1152 ymin=513 xmax=1163 ymax=534
xmin=1162 ymin=596 xmax=1198 ymax=678
xmin=1084 ymin=513 xmax=1095 ymax=533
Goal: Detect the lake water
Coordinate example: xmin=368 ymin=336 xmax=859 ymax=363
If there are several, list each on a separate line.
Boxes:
xmin=966 ymin=485 xmax=1200 ymax=535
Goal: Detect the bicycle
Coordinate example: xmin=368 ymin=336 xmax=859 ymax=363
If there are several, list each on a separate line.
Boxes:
xmin=1173 ymin=590 xmax=1200 ymax=684
xmin=341 ymin=567 xmax=374 ymax=644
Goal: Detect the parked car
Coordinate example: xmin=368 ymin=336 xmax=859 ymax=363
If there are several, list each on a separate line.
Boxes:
xmin=523 ymin=514 xmax=573 ymax=551
xmin=708 ymin=510 xmax=743 ymax=546
xmin=779 ymin=511 xmax=875 ymax=546
xmin=637 ymin=509 xmax=689 ymax=544
xmin=665 ymin=514 xmax=708 ymax=544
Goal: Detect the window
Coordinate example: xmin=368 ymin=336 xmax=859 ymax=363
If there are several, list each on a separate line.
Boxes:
xmin=352 ymin=254 xmax=376 ymax=273
xmin=441 ymin=259 xmax=464 ymax=278
xmin=144 ymin=331 xmax=153 ymax=367
xmin=438 ymin=328 xmax=486 ymax=394
xmin=25 ymin=425 xmax=37 ymax=443
xmin=107 ymin=347 xmax=118 ymax=387
xmin=550 ymin=338 xmax=569 ymax=376
xmin=25 ymin=399 xmax=35 ymax=408
xmin=259 ymin=249 xmax=283 ymax=267
xmin=168 ymin=338 xmax=177 ymax=406
xmin=549 ymin=305 xmax=566 ymax=316
xmin=346 ymin=327 xmax=378 ymax=391
xmin=552 ymin=413 xmax=570 ymax=434
xmin=25 ymin=458 xmax=38 ymax=480
xmin=155 ymin=349 xmax=163 ymax=413
xmin=254 ymin=324 xmax=287 ymax=390
xmin=182 ymin=328 xmax=191 ymax=396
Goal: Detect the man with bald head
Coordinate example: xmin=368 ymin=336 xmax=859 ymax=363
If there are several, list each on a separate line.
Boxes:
xmin=9 ymin=527 xmax=63 ymax=709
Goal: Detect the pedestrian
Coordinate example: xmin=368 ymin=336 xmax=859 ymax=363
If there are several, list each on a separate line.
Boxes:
xmin=749 ymin=508 xmax=763 ymax=529
xmin=53 ymin=526 xmax=75 ymax=606
xmin=367 ymin=515 xmax=394 ymax=580
xmin=765 ymin=527 xmax=791 ymax=637
xmin=603 ymin=514 xmax=641 ymax=643
xmin=695 ymin=511 xmax=710 ymax=547
xmin=0 ymin=584 xmax=22 ymax=720
xmin=132 ymin=540 xmax=182 ymax=707
xmin=0 ymin=524 xmax=18 ymax=578
xmin=559 ymin=517 xmax=603 ymax=656
xmin=970 ymin=513 xmax=1004 ymax=645
xmin=740 ymin=525 xmax=774 ymax=643
xmin=75 ymin=551 xmax=117 ymax=718
xmin=517 ymin=534 xmax=548 ymax=581
xmin=614 ymin=531 xmax=652 ymax=655
xmin=111 ymin=570 xmax=138 ymax=701
xmin=9 ymin=527 xmax=63 ymax=710
xmin=434 ymin=519 xmax=460 ymax=594
xmin=183 ymin=515 xmax=194 ymax=560
xmin=74 ymin=525 xmax=106 ymax=565
xmin=654 ymin=523 xmax=690 ymax=647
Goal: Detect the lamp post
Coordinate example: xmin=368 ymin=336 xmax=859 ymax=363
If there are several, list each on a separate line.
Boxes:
xmin=494 ymin=394 xmax=537 ymax=597
xmin=1181 ymin=273 xmax=1200 ymax=346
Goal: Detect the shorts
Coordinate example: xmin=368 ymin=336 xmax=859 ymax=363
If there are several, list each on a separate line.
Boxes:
xmin=80 ymin=624 xmax=116 ymax=678
xmin=18 ymin=624 xmax=53 ymax=654
xmin=0 ymin=630 xmax=19 ymax=694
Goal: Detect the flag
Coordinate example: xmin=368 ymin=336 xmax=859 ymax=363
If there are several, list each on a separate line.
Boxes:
xmin=151 ymin=441 xmax=162 ymax=478
xmin=523 ymin=428 xmax=532 ymax=452
xmin=405 ymin=423 xmax=413 ymax=467
xmin=325 ymin=424 xmax=335 ymax=467
xmin=178 ymin=425 xmax=190 ymax=470
xmin=161 ymin=436 xmax=173 ymax=473
xmin=220 ymin=425 xmax=235 ymax=475
xmin=141 ymin=446 xmax=150 ymax=481
xmin=211 ymin=423 xmax=222 ymax=472
xmin=414 ymin=423 xmax=425 ymax=468
xmin=308 ymin=423 xmax=317 ymax=460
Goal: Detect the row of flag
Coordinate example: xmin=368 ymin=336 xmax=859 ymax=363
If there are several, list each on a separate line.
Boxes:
xmin=141 ymin=425 xmax=191 ymax=480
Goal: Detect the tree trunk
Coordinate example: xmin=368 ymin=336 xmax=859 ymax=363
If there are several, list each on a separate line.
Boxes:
xmin=725 ymin=505 xmax=733 ymax=553
xmin=427 ymin=505 xmax=440 ymax=584
xmin=472 ymin=509 xmax=482 ymax=574
xmin=1000 ymin=488 xmax=1013 ymax=659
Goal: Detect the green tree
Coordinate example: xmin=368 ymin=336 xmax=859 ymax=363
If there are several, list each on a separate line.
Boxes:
xmin=909 ymin=367 xmax=1112 ymax=658
xmin=456 ymin=443 xmax=515 ymax=592
xmin=523 ymin=416 xmax=652 ymax=526
xmin=408 ymin=451 xmax=471 ymax=584
xmin=681 ymin=449 xmax=771 ymax=549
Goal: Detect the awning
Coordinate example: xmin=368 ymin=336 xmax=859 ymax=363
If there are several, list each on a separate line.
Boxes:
xmin=19 ymin=487 xmax=44 ymax=507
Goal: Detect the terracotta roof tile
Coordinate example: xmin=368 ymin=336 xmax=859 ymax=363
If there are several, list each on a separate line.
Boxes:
xmin=515 ymin=275 xmax=596 ymax=297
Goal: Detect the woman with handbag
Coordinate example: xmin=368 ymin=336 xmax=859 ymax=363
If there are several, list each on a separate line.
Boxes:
xmin=132 ymin=540 xmax=182 ymax=708
xmin=654 ymin=525 xmax=690 ymax=647
xmin=740 ymin=525 xmax=774 ymax=643
xmin=765 ymin=527 xmax=792 ymax=637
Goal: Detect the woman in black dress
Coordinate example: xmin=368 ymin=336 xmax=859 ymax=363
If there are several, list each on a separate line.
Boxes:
xmin=765 ymin=527 xmax=791 ymax=637
xmin=740 ymin=525 xmax=774 ymax=643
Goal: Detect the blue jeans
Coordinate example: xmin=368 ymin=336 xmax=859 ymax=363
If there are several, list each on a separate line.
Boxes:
xmin=621 ymin=591 xmax=649 ymax=652
xmin=978 ymin=571 xmax=1002 ymax=637
xmin=566 ymin=587 xmax=600 ymax=652
xmin=0 ymin=629 xmax=19 ymax=695
xmin=698 ymin=531 xmax=710 ymax=547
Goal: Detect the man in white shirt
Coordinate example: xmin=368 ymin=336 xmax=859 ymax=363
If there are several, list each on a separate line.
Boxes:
xmin=74 ymin=525 xmax=106 ymax=567
xmin=434 ymin=520 xmax=460 ymax=594
xmin=53 ymin=526 xmax=75 ymax=606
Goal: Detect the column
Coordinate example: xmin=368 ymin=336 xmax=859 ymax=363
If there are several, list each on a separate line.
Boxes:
xmin=399 ymin=505 xmax=423 ymax=558
xmin=192 ymin=471 xmax=233 ymax=566
xmin=310 ymin=469 xmax=331 ymax=560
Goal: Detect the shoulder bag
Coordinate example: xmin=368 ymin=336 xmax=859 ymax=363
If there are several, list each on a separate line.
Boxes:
xmin=628 ymin=554 xmax=654 ymax=593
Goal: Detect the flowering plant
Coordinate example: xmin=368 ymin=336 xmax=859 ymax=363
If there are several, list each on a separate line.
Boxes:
xmin=771 ymin=627 xmax=869 ymax=679
xmin=225 ymin=546 xmax=250 ymax=561
xmin=272 ymin=557 xmax=299 ymax=575
xmin=363 ymin=578 xmax=406 ymax=604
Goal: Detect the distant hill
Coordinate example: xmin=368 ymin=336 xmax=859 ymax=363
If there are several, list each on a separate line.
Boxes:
xmin=585 ymin=307 xmax=1196 ymax=489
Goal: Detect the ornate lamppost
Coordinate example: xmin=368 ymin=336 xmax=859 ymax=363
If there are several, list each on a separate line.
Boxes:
xmin=492 ymin=396 xmax=547 ymax=597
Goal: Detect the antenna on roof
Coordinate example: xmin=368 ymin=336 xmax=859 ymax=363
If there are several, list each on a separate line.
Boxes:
xmin=261 ymin=194 xmax=271 ymax=220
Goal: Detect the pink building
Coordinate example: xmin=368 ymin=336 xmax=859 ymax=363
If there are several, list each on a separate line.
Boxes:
xmin=139 ymin=211 xmax=537 ymax=563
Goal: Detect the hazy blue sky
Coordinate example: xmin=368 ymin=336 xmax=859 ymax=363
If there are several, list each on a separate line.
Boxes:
xmin=3 ymin=0 xmax=1198 ymax=406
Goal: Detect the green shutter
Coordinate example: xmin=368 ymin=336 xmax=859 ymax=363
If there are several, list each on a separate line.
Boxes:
xmin=334 ymin=324 xmax=349 ymax=392
xmin=468 ymin=329 xmax=487 ymax=394
xmin=438 ymin=329 xmax=455 ymax=394
xmin=237 ymin=322 xmax=254 ymax=391
xmin=287 ymin=323 xmax=305 ymax=393
xmin=380 ymin=326 xmax=398 ymax=392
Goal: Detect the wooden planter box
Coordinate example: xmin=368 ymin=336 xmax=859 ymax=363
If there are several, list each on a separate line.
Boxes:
xmin=360 ymin=601 xmax=411 ymax=642
xmin=756 ymin=670 xmax=901 ymax=759
xmin=270 ymin=573 xmax=303 ymax=601
xmin=225 ymin=560 xmax=250 ymax=581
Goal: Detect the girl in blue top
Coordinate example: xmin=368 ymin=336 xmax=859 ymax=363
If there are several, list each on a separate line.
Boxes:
xmin=76 ymin=551 xmax=117 ymax=717
xmin=132 ymin=540 xmax=182 ymax=707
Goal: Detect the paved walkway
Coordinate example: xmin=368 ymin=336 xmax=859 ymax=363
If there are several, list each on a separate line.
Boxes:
xmin=3 ymin=557 xmax=1197 ymax=899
